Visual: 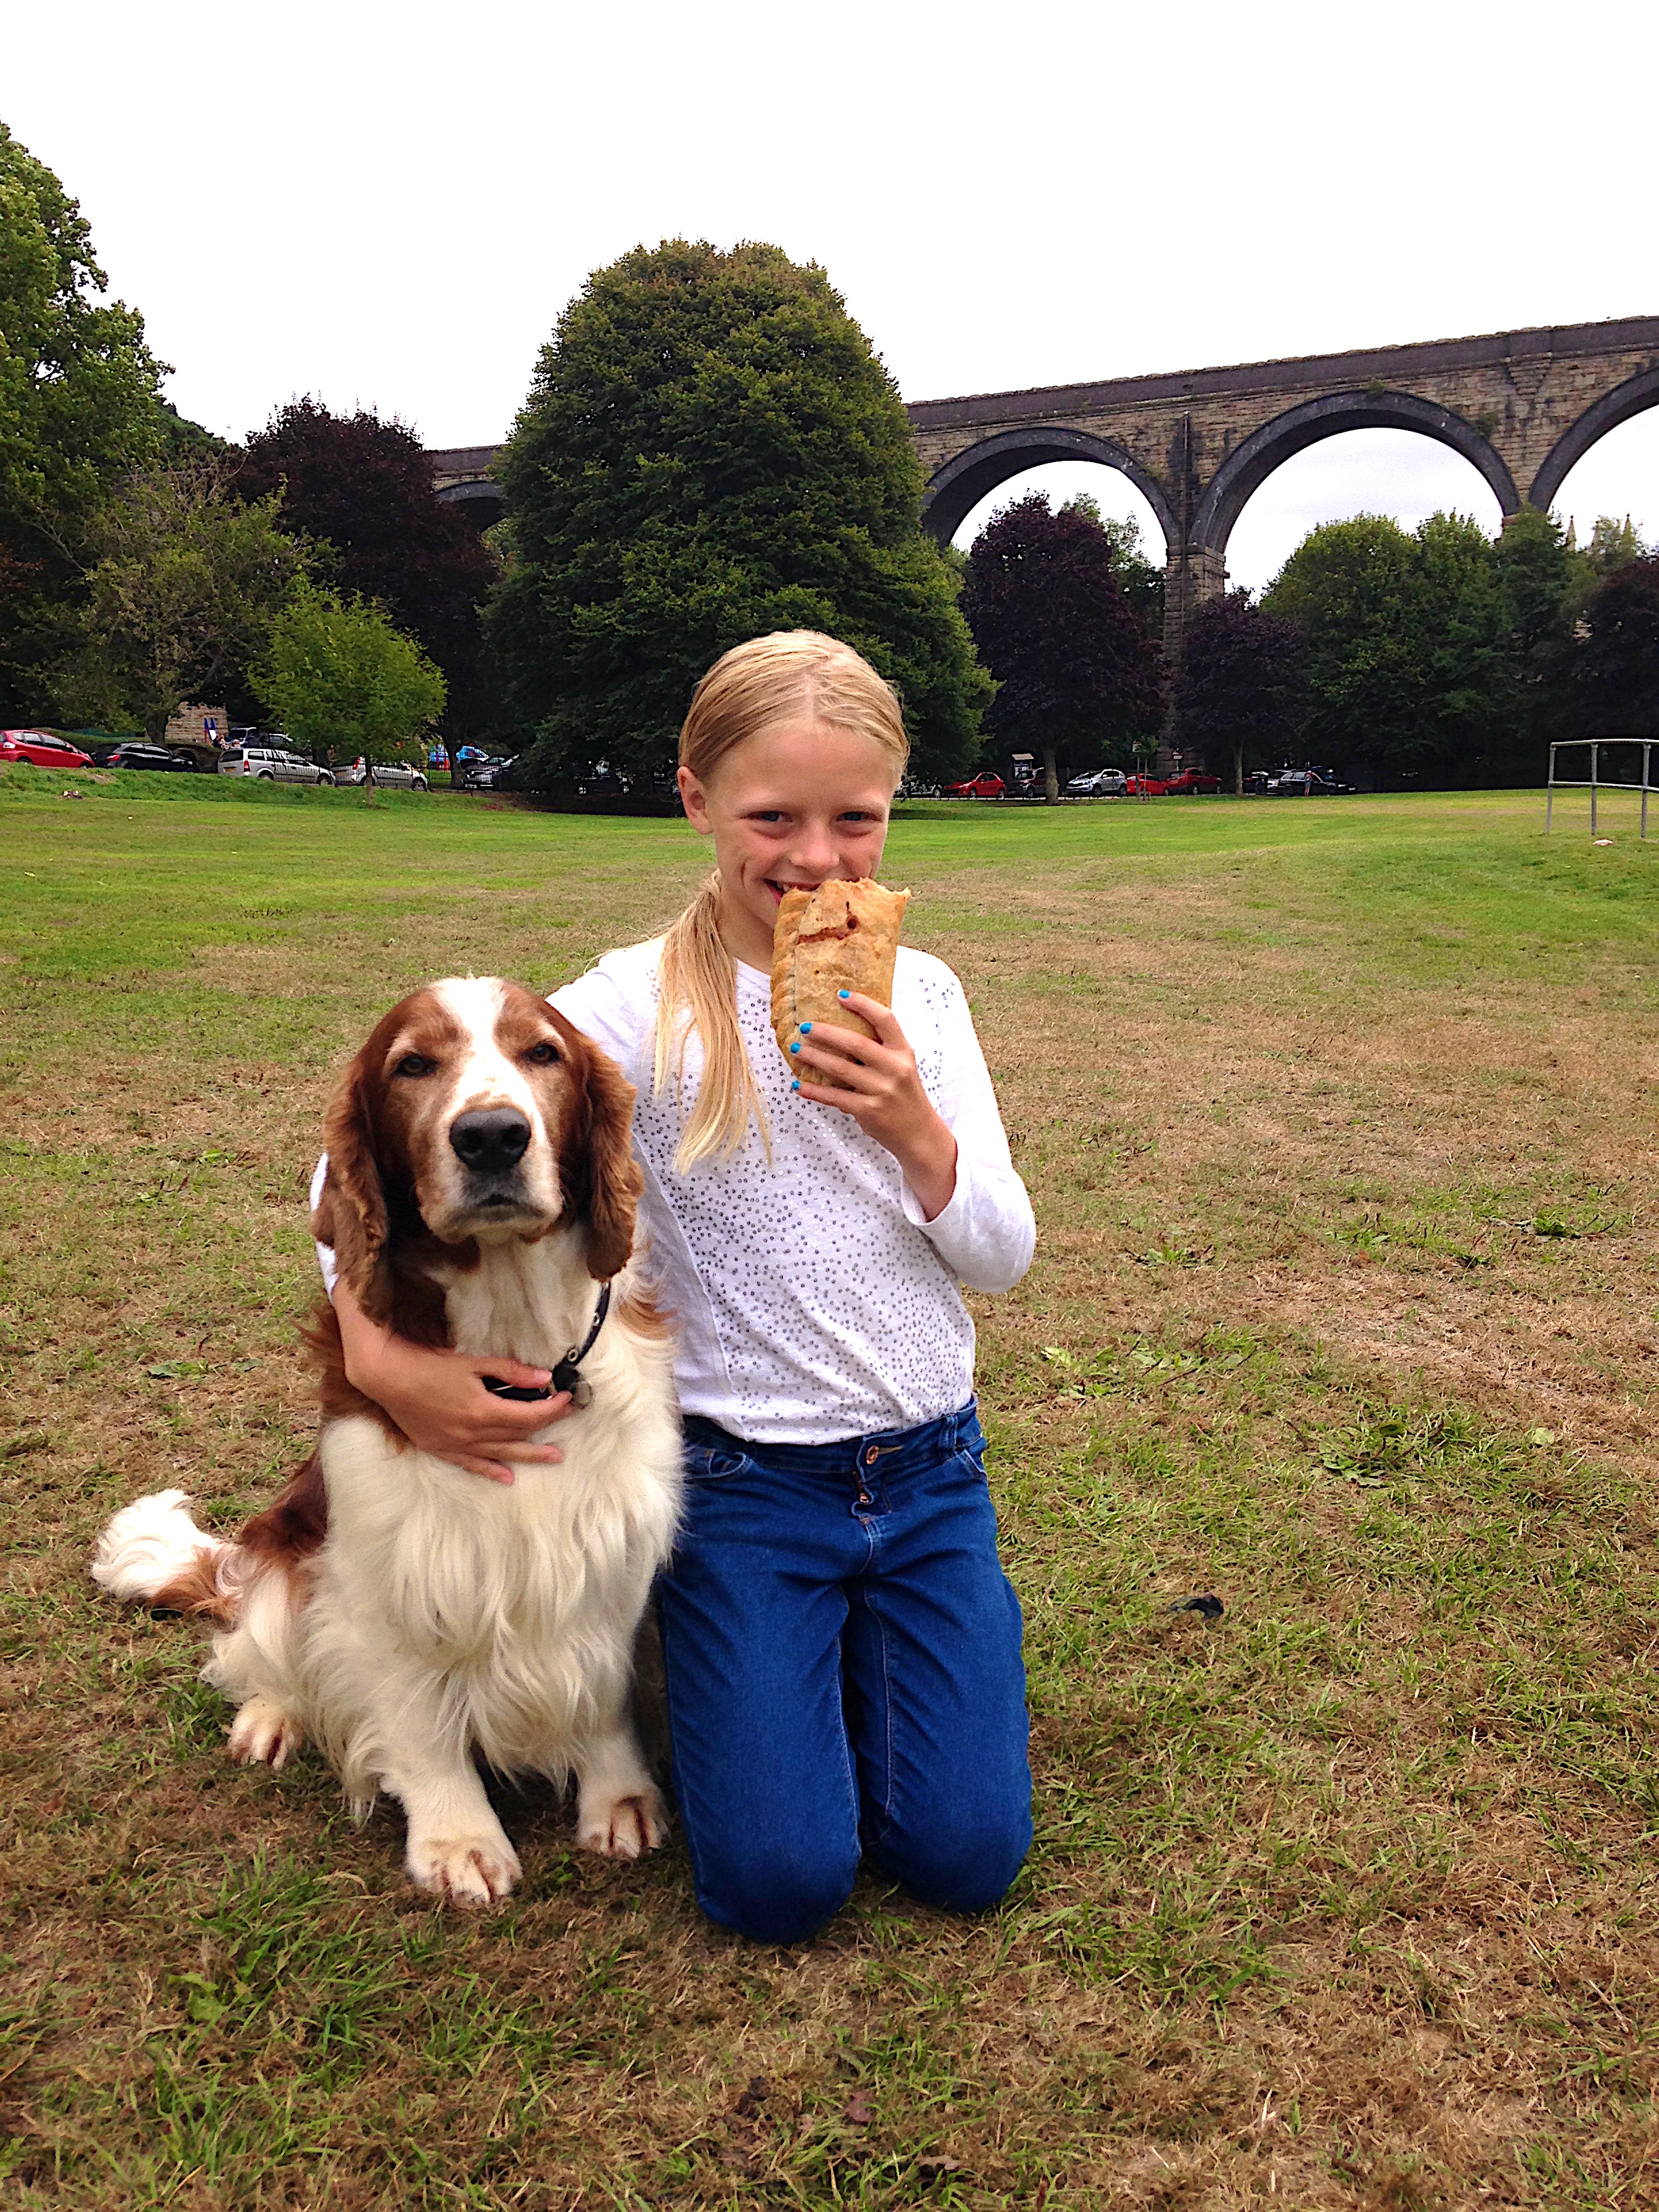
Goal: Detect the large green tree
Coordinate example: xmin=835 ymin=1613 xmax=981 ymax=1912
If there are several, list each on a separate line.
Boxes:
xmin=960 ymin=492 xmax=1160 ymax=798
xmin=57 ymin=463 xmax=305 ymax=739
xmin=1563 ymin=554 xmax=1659 ymax=737
xmin=256 ymin=583 xmax=447 ymax=764
xmin=488 ymin=240 xmax=988 ymax=787
xmin=0 ymin=122 xmax=167 ymax=717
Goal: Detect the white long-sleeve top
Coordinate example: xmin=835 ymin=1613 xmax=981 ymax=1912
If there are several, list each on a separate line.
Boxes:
xmin=317 ymin=939 xmax=1034 ymax=1445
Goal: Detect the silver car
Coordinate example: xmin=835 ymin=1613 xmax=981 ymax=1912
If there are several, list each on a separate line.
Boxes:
xmin=218 ymin=743 xmax=334 ymax=785
xmin=333 ymin=756 xmax=430 ymax=791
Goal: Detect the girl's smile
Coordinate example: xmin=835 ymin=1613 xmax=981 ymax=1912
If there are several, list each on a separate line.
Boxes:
xmin=677 ymin=718 xmax=899 ymax=972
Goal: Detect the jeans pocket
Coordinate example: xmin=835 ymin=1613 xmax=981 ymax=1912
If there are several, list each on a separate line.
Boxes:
xmin=682 ymin=1442 xmax=751 ymax=1483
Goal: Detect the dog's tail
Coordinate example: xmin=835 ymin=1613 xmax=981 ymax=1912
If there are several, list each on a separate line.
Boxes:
xmin=91 ymin=1490 xmax=242 ymax=1626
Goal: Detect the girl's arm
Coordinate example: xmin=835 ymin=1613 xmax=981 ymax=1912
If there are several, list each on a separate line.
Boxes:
xmin=331 ymin=1275 xmax=573 ymax=1486
xmin=790 ymin=985 xmax=1036 ymax=1292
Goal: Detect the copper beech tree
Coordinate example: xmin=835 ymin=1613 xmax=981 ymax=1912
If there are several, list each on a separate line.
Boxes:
xmin=1172 ymin=591 xmax=1307 ymax=796
xmin=960 ymin=493 xmax=1160 ymax=799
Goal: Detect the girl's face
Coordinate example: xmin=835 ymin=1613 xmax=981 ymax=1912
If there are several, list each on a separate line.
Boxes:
xmin=678 ymin=718 xmax=898 ymax=970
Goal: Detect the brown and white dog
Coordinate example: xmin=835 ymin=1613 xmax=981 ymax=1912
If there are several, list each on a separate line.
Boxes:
xmin=93 ymin=978 xmax=682 ymax=1904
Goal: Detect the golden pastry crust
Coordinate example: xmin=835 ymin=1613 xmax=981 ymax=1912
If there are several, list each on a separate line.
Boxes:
xmin=770 ymin=878 xmax=910 ymax=1087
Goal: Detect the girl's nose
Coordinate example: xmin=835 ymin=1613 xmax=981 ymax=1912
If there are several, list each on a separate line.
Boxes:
xmin=787 ymin=823 xmax=840 ymax=874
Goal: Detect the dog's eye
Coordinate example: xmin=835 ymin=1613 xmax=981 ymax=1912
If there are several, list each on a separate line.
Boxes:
xmin=395 ymin=1053 xmax=438 ymax=1078
xmin=525 ymin=1042 xmax=560 ymax=1065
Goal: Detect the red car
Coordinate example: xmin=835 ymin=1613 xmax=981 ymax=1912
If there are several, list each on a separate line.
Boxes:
xmin=1 ymin=729 xmax=93 ymax=769
xmin=944 ymin=772 xmax=1006 ymax=800
xmin=1164 ymin=769 xmax=1221 ymax=794
xmin=1122 ymin=773 xmax=1170 ymax=797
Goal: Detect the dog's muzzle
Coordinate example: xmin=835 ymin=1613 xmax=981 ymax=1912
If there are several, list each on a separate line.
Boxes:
xmin=449 ymin=1109 xmax=532 ymax=1179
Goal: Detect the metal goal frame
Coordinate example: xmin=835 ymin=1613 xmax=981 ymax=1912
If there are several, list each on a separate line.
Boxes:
xmin=1545 ymin=738 xmax=1653 ymax=838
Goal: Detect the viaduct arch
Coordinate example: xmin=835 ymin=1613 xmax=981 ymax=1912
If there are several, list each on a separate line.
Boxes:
xmin=908 ymin=315 xmax=1659 ymax=665
xmin=427 ymin=314 xmax=1659 ymax=670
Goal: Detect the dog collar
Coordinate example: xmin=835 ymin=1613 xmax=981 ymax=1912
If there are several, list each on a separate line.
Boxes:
xmin=551 ymin=1281 xmax=611 ymax=1399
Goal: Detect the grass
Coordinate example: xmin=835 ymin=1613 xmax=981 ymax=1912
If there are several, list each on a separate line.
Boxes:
xmin=1 ymin=768 xmax=1656 ymax=2208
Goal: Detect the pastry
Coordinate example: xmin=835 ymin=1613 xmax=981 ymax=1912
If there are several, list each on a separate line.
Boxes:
xmin=771 ymin=878 xmax=909 ymax=1086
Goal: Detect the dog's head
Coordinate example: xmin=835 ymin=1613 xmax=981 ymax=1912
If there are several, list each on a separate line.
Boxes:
xmin=312 ymin=978 xmax=641 ymax=1322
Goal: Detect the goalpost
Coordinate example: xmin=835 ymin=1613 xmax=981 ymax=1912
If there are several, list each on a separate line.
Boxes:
xmin=1545 ymin=738 xmax=1653 ymax=839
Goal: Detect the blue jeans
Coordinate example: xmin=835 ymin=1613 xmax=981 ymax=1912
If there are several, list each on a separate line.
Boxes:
xmin=657 ymin=1401 xmax=1032 ymax=1944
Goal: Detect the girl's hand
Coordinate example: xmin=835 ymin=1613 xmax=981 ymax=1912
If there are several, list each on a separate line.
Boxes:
xmin=333 ymin=1279 xmax=573 ymax=1486
xmin=790 ymin=992 xmax=958 ymax=1221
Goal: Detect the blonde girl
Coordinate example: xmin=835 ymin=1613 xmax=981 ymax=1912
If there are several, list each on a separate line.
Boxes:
xmin=329 ymin=632 xmax=1036 ymax=1941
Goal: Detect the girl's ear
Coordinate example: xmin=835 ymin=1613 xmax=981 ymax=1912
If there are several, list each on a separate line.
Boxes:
xmin=314 ymin=1057 xmax=392 ymax=1320
xmin=559 ymin=1025 xmax=642 ymax=1282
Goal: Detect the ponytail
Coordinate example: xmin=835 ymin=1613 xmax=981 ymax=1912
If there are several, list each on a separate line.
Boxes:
xmin=653 ymin=872 xmax=771 ymax=1172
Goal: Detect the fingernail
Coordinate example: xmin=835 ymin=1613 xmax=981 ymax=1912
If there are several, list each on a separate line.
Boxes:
xmin=791 ymin=1080 xmax=800 ymax=1092
xmin=838 ymin=989 xmax=851 ymax=1000
xmin=800 ymin=1021 xmax=813 ymax=1032
xmin=790 ymin=1040 xmax=801 ymax=1053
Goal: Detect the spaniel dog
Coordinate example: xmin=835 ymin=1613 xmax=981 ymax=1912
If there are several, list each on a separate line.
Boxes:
xmin=93 ymin=979 xmax=682 ymax=1904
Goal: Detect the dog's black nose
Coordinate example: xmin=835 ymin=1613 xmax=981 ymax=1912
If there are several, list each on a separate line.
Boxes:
xmin=449 ymin=1108 xmax=532 ymax=1174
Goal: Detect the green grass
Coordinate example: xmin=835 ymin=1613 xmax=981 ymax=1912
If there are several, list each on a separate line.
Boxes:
xmin=1 ymin=774 xmax=1656 ymax=2207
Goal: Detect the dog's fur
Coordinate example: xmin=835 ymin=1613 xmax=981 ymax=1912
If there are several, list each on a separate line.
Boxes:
xmin=94 ymin=978 xmax=682 ymax=1904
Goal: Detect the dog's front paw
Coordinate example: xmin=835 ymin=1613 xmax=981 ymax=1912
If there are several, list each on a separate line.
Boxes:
xmin=576 ymin=1784 xmax=666 ymax=1860
xmin=406 ymin=1830 xmax=523 ymax=1906
xmin=228 ymin=1696 xmax=304 ymax=1771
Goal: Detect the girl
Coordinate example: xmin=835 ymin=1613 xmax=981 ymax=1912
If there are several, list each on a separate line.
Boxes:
xmin=327 ymin=632 xmax=1036 ymax=1943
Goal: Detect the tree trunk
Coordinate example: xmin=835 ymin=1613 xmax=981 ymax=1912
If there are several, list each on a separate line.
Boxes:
xmin=1043 ymin=742 xmax=1059 ymax=802
xmin=1233 ymin=740 xmax=1244 ymax=798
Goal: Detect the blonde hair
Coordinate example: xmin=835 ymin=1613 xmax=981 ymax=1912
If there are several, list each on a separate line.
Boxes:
xmin=654 ymin=632 xmax=909 ymax=1171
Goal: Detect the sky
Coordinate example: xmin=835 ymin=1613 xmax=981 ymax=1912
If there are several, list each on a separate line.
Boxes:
xmin=9 ymin=0 xmax=1656 ymax=592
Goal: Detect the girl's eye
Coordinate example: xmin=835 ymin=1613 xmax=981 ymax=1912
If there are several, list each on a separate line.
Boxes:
xmin=396 ymin=1054 xmax=437 ymax=1079
xmin=525 ymin=1042 xmax=560 ymax=1065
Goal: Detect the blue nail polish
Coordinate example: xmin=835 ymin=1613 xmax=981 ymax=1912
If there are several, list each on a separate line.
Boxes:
xmin=838 ymin=989 xmax=851 ymax=1000
xmin=791 ymin=1079 xmax=800 ymax=1092
xmin=800 ymin=1022 xmax=813 ymax=1033
xmin=789 ymin=1040 xmax=800 ymax=1054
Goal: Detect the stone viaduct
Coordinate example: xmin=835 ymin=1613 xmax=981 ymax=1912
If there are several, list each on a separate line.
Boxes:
xmin=429 ymin=313 xmax=1659 ymax=668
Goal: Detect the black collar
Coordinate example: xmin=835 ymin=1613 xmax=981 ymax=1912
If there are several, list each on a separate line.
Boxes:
xmin=551 ymin=1280 xmax=611 ymax=1398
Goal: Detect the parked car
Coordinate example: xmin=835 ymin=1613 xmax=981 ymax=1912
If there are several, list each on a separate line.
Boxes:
xmin=1122 ymin=773 xmax=1171 ymax=797
xmin=944 ymin=772 xmax=1006 ymax=800
xmin=1063 ymin=767 xmax=1128 ymax=797
xmin=455 ymin=754 xmax=520 ymax=792
xmin=219 ymin=744 xmax=333 ymax=785
xmin=1164 ymin=769 xmax=1222 ymax=795
xmin=333 ymin=756 xmax=429 ymax=790
xmin=104 ymin=742 xmax=198 ymax=773
xmin=1 ymin=729 xmax=94 ymax=769
xmin=1267 ymin=766 xmax=1353 ymax=796
xmin=897 ymin=773 xmax=943 ymax=800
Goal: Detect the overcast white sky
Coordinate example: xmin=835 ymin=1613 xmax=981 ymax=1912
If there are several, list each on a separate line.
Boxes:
xmin=9 ymin=0 xmax=1656 ymax=590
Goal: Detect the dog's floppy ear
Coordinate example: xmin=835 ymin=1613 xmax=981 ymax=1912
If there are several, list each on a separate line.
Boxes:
xmin=314 ymin=1054 xmax=392 ymax=1319
xmin=554 ymin=1014 xmax=642 ymax=1282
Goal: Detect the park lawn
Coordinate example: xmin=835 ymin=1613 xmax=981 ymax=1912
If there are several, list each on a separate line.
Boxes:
xmin=0 ymin=771 xmax=1656 ymax=2210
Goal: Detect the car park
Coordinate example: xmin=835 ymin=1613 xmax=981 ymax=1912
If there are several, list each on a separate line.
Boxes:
xmin=102 ymin=742 xmax=198 ymax=773
xmin=218 ymin=744 xmax=335 ymax=785
xmin=1063 ymin=766 xmax=1128 ymax=796
xmin=943 ymin=772 xmax=1006 ymax=799
xmin=333 ymin=756 xmax=429 ymax=790
xmin=1164 ymin=769 xmax=1222 ymax=794
xmin=1 ymin=729 xmax=94 ymax=769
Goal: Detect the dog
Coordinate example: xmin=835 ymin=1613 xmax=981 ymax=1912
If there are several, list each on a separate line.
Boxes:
xmin=93 ymin=977 xmax=682 ymax=1904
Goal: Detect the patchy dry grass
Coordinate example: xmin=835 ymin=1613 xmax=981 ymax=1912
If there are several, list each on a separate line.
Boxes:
xmin=1 ymin=779 xmax=1656 ymax=2208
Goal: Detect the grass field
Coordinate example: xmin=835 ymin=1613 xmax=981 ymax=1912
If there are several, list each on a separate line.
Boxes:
xmin=1 ymin=767 xmax=1656 ymax=2209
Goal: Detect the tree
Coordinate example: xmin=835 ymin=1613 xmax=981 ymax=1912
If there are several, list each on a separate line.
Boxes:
xmin=1263 ymin=511 xmax=1547 ymax=784
xmin=236 ymin=399 xmax=497 ymax=736
xmin=0 ymin=122 xmax=167 ymax=718
xmin=1492 ymin=506 xmax=1584 ymax=746
xmin=58 ymin=463 xmax=306 ymax=739
xmin=1172 ymin=590 xmax=1307 ymax=794
xmin=256 ymin=584 xmax=447 ymax=764
xmin=960 ymin=492 xmax=1160 ymax=798
xmin=1063 ymin=495 xmax=1166 ymax=639
xmin=487 ymin=239 xmax=988 ymax=788
xmin=1563 ymin=555 xmax=1659 ymax=737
